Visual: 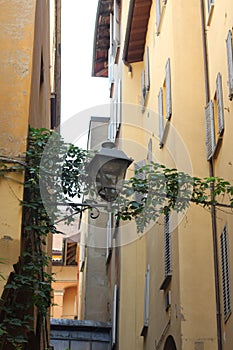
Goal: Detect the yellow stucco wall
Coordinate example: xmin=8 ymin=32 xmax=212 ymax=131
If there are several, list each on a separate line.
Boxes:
xmin=114 ymin=0 xmax=233 ymax=349
xmin=0 ymin=0 xmax=52 ymax=297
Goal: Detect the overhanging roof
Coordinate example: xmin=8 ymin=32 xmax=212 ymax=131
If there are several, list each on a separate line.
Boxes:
xmin=92 ymin=0 xmax=113 ymax=77
xmin=123 ymin=0 xmax=152 ymax=64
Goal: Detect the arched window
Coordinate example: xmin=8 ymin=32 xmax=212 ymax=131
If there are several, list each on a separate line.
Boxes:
xmin=163 ymin=335 xmax=177 ymax=350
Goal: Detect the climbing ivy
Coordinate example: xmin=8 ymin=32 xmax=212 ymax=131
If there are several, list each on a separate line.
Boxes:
xmin=0 ymin=127 xmax=88 ymax=350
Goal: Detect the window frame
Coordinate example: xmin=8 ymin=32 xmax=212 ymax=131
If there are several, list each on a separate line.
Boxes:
xmin=141 ymin=265 xmax=150 ymax=336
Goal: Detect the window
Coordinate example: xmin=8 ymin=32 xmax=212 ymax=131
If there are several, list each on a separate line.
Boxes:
xmin=64 ymin=240 xmax=78 ymax=266
xmin=134 ymin=159 xmax=146 ymax=204
xmin=160 ymin=212 xmax=172 ymax=290
xmin=141 ymin=47 xmax=150 ymax=110
xmin=205 ymin=72 xmax=224 ymax=160
xmin=226 ymin=30 xmax=233 ymax=100
xmin=156 ymin=0 xmax=167 ymax=35
xmin=158 ymin=58 xmax=172 ymax=147
xmin=220 ymin=225 xmax=232 ymax=321
xmin=141 ymin=265 xmax=150 ymax=336
xmin=207 ymin=0 xmax=214 ymax=26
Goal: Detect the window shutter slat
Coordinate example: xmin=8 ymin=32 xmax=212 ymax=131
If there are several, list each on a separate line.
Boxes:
xmin=158 ymin=88 xmax=164 ymax=143
xmin=166 ymin=58 xmax=172 ymax=119
xmin=216 ymin=73 xmax=224 ymax=136
xmin=226 ymin=30 xmax=233 ymax=100
xmin=205 ymin=100 xmax=215 ymax=160
xmin=145 ymin=46 xmax=150 ymax=91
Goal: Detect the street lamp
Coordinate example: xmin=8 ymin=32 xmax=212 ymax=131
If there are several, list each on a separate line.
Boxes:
xmin=87 ymin=141 xmax=133 ymax=202
xmin=55 ymin=142 xmax=133 ymax=223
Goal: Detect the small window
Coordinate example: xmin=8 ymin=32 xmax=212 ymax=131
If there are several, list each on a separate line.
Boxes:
xmin=156 ymin=0 xmax=167 ymax=35
xmin=220 ymin=225 xmax=232 ymax=321
xmin=206 ymin=0 xmax=214 ymax=26
xmin=205 ymin=73 xmax=224 ymax=160
xmin=226 ymin=30 xmax=233 ymax=100
xmin=158 ymin=58 xmax=172 ymax=147
xmin=64 ymin=241 xmax=78 ymax=266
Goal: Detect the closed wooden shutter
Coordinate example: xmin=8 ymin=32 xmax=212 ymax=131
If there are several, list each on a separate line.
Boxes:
xmin=148 ymin=138 xmax=152 ymax=163
xmin=220 ymin=225 xmax=231 ymax=320
xmin=156 ymin=0 xmax=161 ymax=33
xmin=112 ymin=284 xmax=118 ymax=347
xmin=141 ymin=70 xmax=146 ymax=106
xmin=145 ymin=46 xmax=150 ymax=91
xmin=117 ymin=79 xmax=122 ymax=129
xmin=144 ymin=265 xmax=150 ymax=327
xmin=216 ymin=73 xmax=224 ymax=136
xmin=226 ymin=30 xmax=233 ymax=100
xmin=205 ymin=100 xmax=215 ymax=160
xmin=164 ymin=213 xmax=172 ymax=277
xmin=166 ymin=58 xmax=172 ymax=119
xmin=113 ymin=0 xmax=120 ymax=46
xmin=134 ymin=159 xmax=146 ymax=203
xmin=158 ymin=88 xmax=164 ymax=144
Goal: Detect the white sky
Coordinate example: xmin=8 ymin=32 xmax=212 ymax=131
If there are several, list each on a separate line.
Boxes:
xmin=61 ymin=0 xmax=109 ymax=130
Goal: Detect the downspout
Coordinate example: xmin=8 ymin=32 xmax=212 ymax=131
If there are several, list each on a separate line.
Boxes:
xmin=200 ymin=1 xmax=222 ymax=349
xmin=122 ymin=0 xmax=134 ymax=73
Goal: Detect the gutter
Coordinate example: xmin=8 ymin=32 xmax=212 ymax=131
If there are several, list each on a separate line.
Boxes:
xmin=200 ymin=1 xmax=222 ymax=349
xmin=122 ymin=0 xmax=134 ymax=73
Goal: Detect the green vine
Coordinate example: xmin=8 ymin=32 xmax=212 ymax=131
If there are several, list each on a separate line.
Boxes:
xmin=0 ymin=128 xmax=232 ymax=348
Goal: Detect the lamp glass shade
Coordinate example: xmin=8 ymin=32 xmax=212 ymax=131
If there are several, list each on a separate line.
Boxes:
xmin=87 ymin=142 xmax=133 ymax=202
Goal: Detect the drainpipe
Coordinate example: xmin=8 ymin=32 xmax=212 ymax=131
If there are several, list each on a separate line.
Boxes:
xmin=200 ymin=1 xmax=222 ymax=349
xmin=122 ymin=0 xmax=134 ymax=73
